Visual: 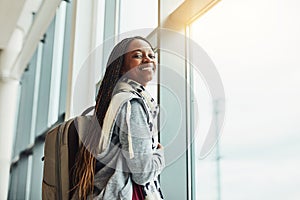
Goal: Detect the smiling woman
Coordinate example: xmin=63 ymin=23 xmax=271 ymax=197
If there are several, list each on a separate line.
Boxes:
xmin=122 ymin=39 xmax=157 ymax=86
xmin=71 ymin=36 xmax=165 ymax=200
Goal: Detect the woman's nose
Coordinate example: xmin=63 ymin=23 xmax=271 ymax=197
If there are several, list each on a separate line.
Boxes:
xmin=142 ymin=56 xmax=151 ymax=63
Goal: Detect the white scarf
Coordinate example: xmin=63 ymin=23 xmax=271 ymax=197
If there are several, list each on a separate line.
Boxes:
xmin=99 ymin=78 xmax=159 ymax=158
xmin=113 ymin=77 xmax=159 ymax=119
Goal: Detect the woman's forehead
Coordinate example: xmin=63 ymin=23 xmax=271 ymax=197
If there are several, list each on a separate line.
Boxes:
xmin=127 ymin=39 xmax=152 ymax=52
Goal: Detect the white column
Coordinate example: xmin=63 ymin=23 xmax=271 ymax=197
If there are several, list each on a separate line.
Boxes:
xmin=0 ymin=78 xmax=20 ymax=200
xmin=0 ymin=26 xmax=23 ymax=200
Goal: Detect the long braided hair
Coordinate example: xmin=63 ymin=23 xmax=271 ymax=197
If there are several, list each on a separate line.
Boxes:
xmin=73 ymin=36 xmax=154 ymax=199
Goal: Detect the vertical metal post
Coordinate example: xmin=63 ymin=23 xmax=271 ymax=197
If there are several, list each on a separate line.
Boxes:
xmin=213 ymin=98 xmax=222 ymax=200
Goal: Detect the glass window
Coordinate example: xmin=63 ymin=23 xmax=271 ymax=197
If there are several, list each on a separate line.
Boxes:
xmin=190 ymin=0 xmax=300 ymax=199
xmin=9 ymin=1 xmax=74 ymax=198
xmin=13 ymin=49 xmax=38 ymax=157
xmin=28 ymin=142 xmax=45 ymax=199
xmin=59 ymin=0 xmax=74 ymax=116
xmin=191 ymin=64 xmax=217 ymax=199
xmin=48 ymin=1 xmax=68 ymax=126
xmin=8 ymin=157 xmax=30 ymax=199
xmin=35 ymin=17 xmax=56 ymax=135
xmin=119 ymin=0 xmax=158 ymax=36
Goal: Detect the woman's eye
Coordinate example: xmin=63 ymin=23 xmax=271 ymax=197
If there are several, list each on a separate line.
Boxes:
xmin=149 ymin=55 xmax=156 ymax=59
xmin=133 ymin=54 xmax=142 ymax=58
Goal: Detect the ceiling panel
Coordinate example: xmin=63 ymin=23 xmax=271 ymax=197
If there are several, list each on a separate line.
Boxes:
xmin=0 ymin=0 xmax=26 ymax=49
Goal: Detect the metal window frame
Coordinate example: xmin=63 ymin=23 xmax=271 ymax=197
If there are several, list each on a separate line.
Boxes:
xmin=158 ymin=1 xmax=221 ymax=200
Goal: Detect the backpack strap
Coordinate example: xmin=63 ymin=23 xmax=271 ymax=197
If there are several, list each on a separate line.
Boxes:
xmin=67 ymin=120 xmax=79 ymax=198
xmin=81 ymin=106 xmax=95 ymax=116
xmin=98 ymin=92 xmax=140 ymax=154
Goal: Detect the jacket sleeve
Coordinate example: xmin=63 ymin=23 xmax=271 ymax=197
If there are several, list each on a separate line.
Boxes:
xmin=116 ymin=99 xmax=165 ymax=185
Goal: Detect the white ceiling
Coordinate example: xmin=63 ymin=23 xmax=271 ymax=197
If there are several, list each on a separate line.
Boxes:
xmin=0 ymin=0 xmax=26 ymax=49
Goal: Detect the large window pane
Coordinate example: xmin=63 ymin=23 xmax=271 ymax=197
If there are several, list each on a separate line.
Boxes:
xmin=119 ymin=0 xmax=158 ymax=35
xmin=191 ymin=65 xmax=218 ymax=200
xmin=29 ymin=142 xmax=45 ymax=199
xmin=59 ymin=0 xmax=73 ymax=116
xmin=190 ymin=0 xmax=300 ymax=199
xmin=13 ymin=49 xmax=38 ymax=157
xmin=48 ymin=2 xmax=67 ymax=126
xmin=35 ymin=17 xmax=56 ymax=135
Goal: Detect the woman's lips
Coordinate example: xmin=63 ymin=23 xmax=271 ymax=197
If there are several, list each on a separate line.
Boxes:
xmin=140 ymin=66 xmax=153 ymax=71
xmin=139 ymin=64 xmax=154 ymax=71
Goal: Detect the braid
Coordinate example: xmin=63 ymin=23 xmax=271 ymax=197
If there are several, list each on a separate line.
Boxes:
xmin=94 ymin=41 xmax=127 ymax=126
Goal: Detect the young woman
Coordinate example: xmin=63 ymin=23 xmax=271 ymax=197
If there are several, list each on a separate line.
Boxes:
xmin=72 ymin=36 xmax=165 ymax=200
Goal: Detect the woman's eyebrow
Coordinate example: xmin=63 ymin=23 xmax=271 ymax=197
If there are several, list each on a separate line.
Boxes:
xmin=130 ymin=49 xmax=143 ymax=54
xmin=130 ymin=48 xmax=154 ymax=54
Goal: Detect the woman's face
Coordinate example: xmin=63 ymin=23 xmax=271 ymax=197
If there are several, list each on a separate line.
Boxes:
xmin=122 ymin=39 xmax=157 ymax=86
